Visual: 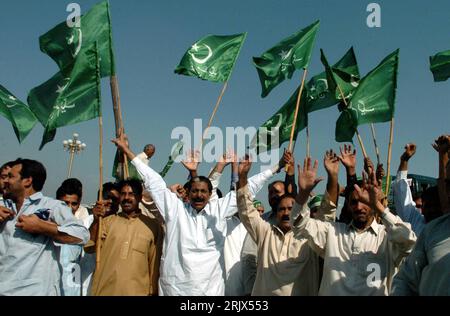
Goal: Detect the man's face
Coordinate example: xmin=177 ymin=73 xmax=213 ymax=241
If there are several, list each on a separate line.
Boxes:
xmin=145 ymin=147 xmax=155 ymax=159
xmin=189 ymin=181 xmax=211 ymax=211
xmin=61 ymin=194 xmax=81 ymax=214
xmin=349 ymin=190 xmax=374 ymax=226
xmin=103 ymin=189 xmax=120 ymax=216
xmin=414 ymin=197 xmax=423 ymax=212
xmin=0 ymin=166 xmax=11 ymax=194
xmin=276 ymin=197 xmax=294 ymax=233
xmin=257 ymin=206 xmax=265 ymax=216
xmin=3 ymin=165 xmax=29 ymax=200
xmin=268 ymin=182 xmax=285 ymax=209
xmin=120 ymin=185 xmax=140 ymax=214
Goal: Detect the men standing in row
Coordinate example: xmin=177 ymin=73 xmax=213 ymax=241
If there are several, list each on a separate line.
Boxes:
xmin=0 ymin=159 xmax=89 ymax=295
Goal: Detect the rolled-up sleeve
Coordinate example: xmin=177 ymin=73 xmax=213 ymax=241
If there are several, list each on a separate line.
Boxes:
xmin=51 ymin=202 xmax=90 ymax=245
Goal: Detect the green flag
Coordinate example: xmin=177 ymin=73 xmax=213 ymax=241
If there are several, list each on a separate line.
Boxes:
xmin=112 ymin=150 xmax=140 ymax=181
xmin=175 ymin=33 xmax=247 ymax=83
xmin=0 ymin=86 xmax=37 ymax=143
xmin=253 ymin=20 xmax=320 ymax=98
xmin=335 ymin=49 xmax=399 ymax=142
xmin=28 ymin=44 xmax=101 ymax=150
xmin=250 ymin=87 xmax=308 ymax=154
xmin=159 ymin=141 xmax=184 ymax=178
xmin=305 ymin=47 xmax=360 ymax=114
xmin=430 ymin=49 xmax=450 ymax=82
xmin=39 ymin=0 xmax=115 ymax=77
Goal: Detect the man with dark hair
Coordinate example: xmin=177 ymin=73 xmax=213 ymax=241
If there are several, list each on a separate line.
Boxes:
xmin=0 ymin=159 xmax=89 ymax=296
xmin=292 ymin=157 xmax=416 ymax=296
xmin=88 ymin=179 xmax=163 ymax=296
xmin=112 ymin=136 xmax=280 ymax=296
xmin=0 ymin=162 xmax=13 ymax=202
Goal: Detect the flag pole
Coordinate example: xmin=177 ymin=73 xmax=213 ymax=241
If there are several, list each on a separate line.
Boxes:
xmin=286 ymin=69 xmax=308 ymax=173
xmin=336 ymin=83 xmax=368 ymax=159
xmin=385 ymin=118 xmax=395 ymax=199
xmin=110 ymin=75 xmax=129 ymax=180
xmin=96 ymin=114 xmax=104 ymax=269
xmin=199 ymin=82 xmax=229 ymax=153
xmin=306 ymin=125 xmax=311 ymax=158
xmin=370 ymin=123 xmax=381 ymax=165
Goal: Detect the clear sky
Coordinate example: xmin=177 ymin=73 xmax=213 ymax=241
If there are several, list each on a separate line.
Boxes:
xmin=1 ymin=0 xmax=449 ymax=206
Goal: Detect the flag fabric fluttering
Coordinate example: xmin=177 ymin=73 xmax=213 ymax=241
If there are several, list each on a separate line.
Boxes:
xmin=253 ymin=20 xmax=320 ymax=98
xmin=0 ymin=85 xmax=37 ymax=143
xmin=335 ymin=49 xmax=399 ymax=142
xmin=39 ymin=0 xmax=115 ymax=78
xmin=430 ymin=49 xmax=450 ymax=82
xmin=160 ymin=141 xmax=184 ymax=178
xmin=28 ymin=44 xmax=102 ymax=150
xmin=175 ymin=33 xmax=247 ymax=83
xmin=250 ymin=87 xmax=308 ymax=154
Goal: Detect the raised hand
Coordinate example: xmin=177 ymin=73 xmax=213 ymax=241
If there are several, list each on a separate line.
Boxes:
xmin=432 ymin=135 xmax=450 ymax=154
xmin=181 ymin=150 xmax=200 ymax=172
xmin=324 ymin=149 xmax=340 ymax=178
xmin=283 ymin=150 xmax=295 ymax=176
xmin=376 ymin=163 xmax=385 ymax=186
xmin=364 ymin=157 xmax=375 ymax=176
xmin=297 ymin=157 xmax=323 ymax=205
xmin=237 ymin=155 xmax=252 ymax=189
xmin=339 ymin=144 xmax=356 ymax=172
xmin=354 ymin=171 xmax=385 ymax=213
xmin=401 ymin=143 xmax=417 ymax=161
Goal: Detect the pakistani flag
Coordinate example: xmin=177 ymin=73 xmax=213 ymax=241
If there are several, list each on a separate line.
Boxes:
xmin=336 ymin=49 xmax=399 ymax=142
xmin=160 ymin=141 xmax=184 ymax=178
xmin=175 ymin=33 xmax=247 ymax=83
xmin=430 ymin=49 xmax=450 ymax=82
xmin=305 ymin=47 xmax=360 ymax=114
xmin=0 ymin=86 xmax=37 ymax=143
xmin=250 ymin=86 xmax=308 ymax=154
xmin=39 ymin=0 xmax=115 ymax=77
xmin=28 ymin=44 xmax=101 ymax=150
xmin=253 ymin=20 xmax=320 ymax=98
xmin=112 ymin=150 xmax=140 ymax=181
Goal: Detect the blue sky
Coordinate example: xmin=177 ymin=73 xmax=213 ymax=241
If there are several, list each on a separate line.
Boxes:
xmin=1 ymin=0 xmax=449 ymax=206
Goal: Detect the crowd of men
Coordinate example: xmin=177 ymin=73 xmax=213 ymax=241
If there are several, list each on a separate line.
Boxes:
xmin=0 ymin=135 xmax=449 ymax=296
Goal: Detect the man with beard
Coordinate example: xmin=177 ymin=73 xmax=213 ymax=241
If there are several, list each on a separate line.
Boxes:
xmin=0 ymin=158 xmax=89 ymax=296
xmin=0 ymin=162 xmax=13 ymax=202
xmin=112 ymin=135 xmax=283 ymax=296
xmin=88 ymin=179 xmax=163 ymax=296
xmin=291 ymin=157 xmax=417 ymax=296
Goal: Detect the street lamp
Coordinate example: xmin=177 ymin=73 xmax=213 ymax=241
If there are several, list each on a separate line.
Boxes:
xmin=63 ymin=133 xmax=87 ymax=178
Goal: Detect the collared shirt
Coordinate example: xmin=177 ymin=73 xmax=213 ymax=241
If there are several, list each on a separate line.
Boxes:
xmin=91 ymin=212 xmax=163 ymax=296
xmin=392 ymin=170 xmax=425 ymax=236
xmin=392 ymin=213 xmax=450 ymax=296
xmin=292 ymin=202 xmax=417 ymax=296
xmin=132 ymin=157 xmax=275 ymax=296
xmin=238 ymin=186 xmax=320 ymax=296
xmin=0 ymin=193 xmax=89 ymax=296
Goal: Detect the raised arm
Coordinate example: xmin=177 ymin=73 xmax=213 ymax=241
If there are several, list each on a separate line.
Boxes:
xmin=432 ymin=135 xmax=450 ymax=214
xmin=283 ymin=150 xmax=297 ymax=195
xmin=392 ymin=144 xmax=425 ymax=235
xmin=237 ymin=156 xmax=270 ymax=244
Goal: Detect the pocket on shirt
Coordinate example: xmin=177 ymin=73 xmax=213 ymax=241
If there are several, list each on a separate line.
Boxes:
xmin=132 ymin=234 xmax=150 ymax=254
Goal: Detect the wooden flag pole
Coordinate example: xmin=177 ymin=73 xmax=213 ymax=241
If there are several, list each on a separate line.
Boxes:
xmin=385 ymin=118 xmax=395 ymax=198
xmin=306 ymin=125 xmax=311 ymax=158
xmin=110 ymin=75 xmax=129 ymax=179
xmin=286 ymin=70 xmax=308 ymax=173
xmin=336 ymin=83 xmax=368 ymax=159
xmin=370 ymin=123 xmax=381 ymax=166
xmin=199 ymin=82 xmax=229 ymax=152
xmin=96 ymin=114 xmax=104 ymax=268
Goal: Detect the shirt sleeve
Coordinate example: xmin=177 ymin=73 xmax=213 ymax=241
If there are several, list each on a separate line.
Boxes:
xmin=392 ymin=171 xmax=425 ymax=236
xmin=247 ymin=167 xmax=276 ymax=199
xmin=380 ymin=209 xmax=417 ymax=265
xmin=314 ymin=192 xmax=337 ymax=222
xmin=209 ymin=170 xmax=223 ymax=201
xmin=391 ymin=229 xmax=428 ymax=296
xmin=237 ymin=185 xmax=270 ymax=245
xmin=132 ymin=157 xmax=183 ymax=221
xmin=291 ymin=202 xmax=331 ymax=257
xmin=50 ymin=200 xmax=90 ymax=245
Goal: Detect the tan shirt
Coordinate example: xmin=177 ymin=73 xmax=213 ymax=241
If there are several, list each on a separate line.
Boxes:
xmin=237 ymin=186 xmax=320 ymax=296
xmin=91 ymin=212 xmax=163 ymax=296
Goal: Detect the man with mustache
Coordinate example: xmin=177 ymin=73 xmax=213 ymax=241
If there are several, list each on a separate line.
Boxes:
xmin=0 ymin=162 xmax=13 ymax=202
xmin=88 ymin=179 xmax=163 ymax=296
xmin=291 ymin=157 xmax=417 ymax=296
xmin=236 ymin=151 xmax=339 ymax=296
xmin=112 ymin=135 xmax=283 ymax=296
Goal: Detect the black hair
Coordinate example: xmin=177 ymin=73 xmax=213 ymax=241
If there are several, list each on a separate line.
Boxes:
xmin=268 ymin=181 xmax=285 ymax=191
xmin=421 ymin=186 xmax=442 ymax=223
xmin=1 ymin=161 xmax=14 ymax=171
xmin=98 ymin=182 xmax=119 ymax=200
xmin=10 ymin=158 xmax=46 ymax=192
xmin=189 ymin=176 xmax=213 ymax=193
xmin=56 ymin=178 xmax=83 ymax=200
xmin=276 ymin=193 xmax=296 ymax=211
xmin=117 ymin=179 xmax=144 ymax=197
xmin=216 ymin=188 xmax=223 ymax=199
